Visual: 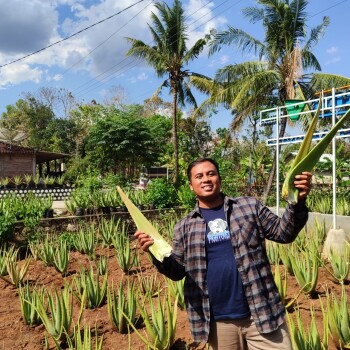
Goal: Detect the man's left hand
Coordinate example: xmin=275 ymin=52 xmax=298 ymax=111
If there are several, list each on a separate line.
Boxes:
xmin=294 ymin=172 xmax=313 ymax=201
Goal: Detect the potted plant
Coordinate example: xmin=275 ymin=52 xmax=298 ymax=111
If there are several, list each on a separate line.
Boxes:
xmin=24 ymin=174 xmax=33 ymax=189
xmin=12 ymin=175 xmax=23 ymax=190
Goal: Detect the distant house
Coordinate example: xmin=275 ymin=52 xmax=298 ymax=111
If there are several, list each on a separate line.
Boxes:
xmin=0 ymin=141 xmax=68 ymax=178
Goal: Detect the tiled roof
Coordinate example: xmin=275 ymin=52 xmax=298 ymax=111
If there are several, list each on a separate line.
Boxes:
xmin=0 ymin=141 xmax=35 ymax=154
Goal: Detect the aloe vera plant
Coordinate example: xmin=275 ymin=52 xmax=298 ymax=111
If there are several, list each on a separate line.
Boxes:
xmin=94 ymin=255 xmax=108 ymax=276
xmin=107 ymin=280 xmax=138 ymax=334
xmin=33 ymin=285 xmax=83 ymax=347
xmin=0 ymin=245 xmax=17 ymax=276
xmin=0 ymin=257 xmax=31 ymax=288
xmin=124 ymin=291 xmax=178 ymax=350
xmin=290 ymin=243 xmax=319 ymax=296
xmin=73 ymin=267 xmax=108 ymax=309
xmin=287 ymin=304 xmax=328 ymax=350
xmin=137 ymin=271 xmax=161 ymax=297
xmin=98 ymin=217 xmax=121 ymax=247
xmin=38 ymin=236 xmax=56 ymax=266
xmin=282 ymin=100 xmax=350 ymax=204
xmin=116 ymin=186 xmax=172 ymax=262
xmin=73 ymin=224 xmax=97 ymax=260
xmin=19 ymin=283 xmax=45 ymax=326
xmin=323 ymin=245 xmax=350 ymax=284
xmin=166 ymin=277 xmax=185 ymax=310
xmin=53 ymin=239 xmax=70 ymax=276
xmin=66 ymin=322 xmax=104 ymax=350
xmin=112 ymin=230 xmax=137 ymax=274
xmin=327 ymin=286 xmax=350 ymax=349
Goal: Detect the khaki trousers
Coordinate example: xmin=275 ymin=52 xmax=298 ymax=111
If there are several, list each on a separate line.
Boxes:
xmin=208 ymin=316 xmax=292 ymax=350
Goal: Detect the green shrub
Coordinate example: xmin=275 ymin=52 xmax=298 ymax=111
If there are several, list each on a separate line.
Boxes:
xmin=177 ymin=184 xmax=196 ymax=212
xmin=145 ymin=178 xmax=178 ymax=209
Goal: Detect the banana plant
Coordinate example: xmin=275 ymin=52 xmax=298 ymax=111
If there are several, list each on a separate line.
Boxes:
xmin=107 ymin=280 xmax=138 ymax=334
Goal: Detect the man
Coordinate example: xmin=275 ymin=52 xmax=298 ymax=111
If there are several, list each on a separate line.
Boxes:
xmin=135 ymin=157 xmax=312 ymax=350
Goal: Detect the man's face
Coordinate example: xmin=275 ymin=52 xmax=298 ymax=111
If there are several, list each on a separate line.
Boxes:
xmin=189 ymin=161 xmax=222 ymax=203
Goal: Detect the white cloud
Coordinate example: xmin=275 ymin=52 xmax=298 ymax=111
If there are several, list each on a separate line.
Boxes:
xmin=0 ymin=0 xmax=155 ymax=87
xmin=137 ymin=72 xmax=148 ymax=81
xmin=0 ymin=64 xmax=42 ymax=88
xmin=326 ymin=46 xmax=338 ymax=54
xmin=184 ymin=0 xmax=227 ymax=48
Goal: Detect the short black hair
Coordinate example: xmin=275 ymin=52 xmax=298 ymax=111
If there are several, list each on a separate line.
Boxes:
xmin=187 ymin=157 xmax=221 ymax=181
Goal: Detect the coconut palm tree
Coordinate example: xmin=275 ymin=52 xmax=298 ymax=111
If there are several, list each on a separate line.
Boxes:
xmin=126 ymin=0 xmax=208 ymax=182
xmin=191 ymin=0 xmax=350 ymax=201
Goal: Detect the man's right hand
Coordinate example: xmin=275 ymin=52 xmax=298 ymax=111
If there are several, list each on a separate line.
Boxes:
xmin=134 ymin=230 xmax=154 ymax=252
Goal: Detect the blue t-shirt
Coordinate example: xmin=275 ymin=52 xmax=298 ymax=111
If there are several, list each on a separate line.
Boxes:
xmin=200 ymin=203 xmax=250 ymax=320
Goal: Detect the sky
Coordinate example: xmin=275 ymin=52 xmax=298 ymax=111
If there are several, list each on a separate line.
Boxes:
xmin=0 ymin=0 xmax=349 ymax=131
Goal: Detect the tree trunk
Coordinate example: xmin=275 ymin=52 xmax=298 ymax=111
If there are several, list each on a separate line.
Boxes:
xmin=172 ymin=91 xmax=179 ymax=182
xmin=262 ymin=114 xmax=288 ymax=203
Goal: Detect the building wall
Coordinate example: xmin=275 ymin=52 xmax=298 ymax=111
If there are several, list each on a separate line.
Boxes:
xmin=0 ymin=154 xmax=35 ymax=178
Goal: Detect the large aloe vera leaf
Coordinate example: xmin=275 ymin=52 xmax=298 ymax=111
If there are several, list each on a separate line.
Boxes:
xmin=116 ymin=186 xmax=172 ymax=262
xmin=282 ymin=105 xmax=350 ymax=204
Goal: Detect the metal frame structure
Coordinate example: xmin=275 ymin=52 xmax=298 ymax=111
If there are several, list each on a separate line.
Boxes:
xmin=259 ymin=87 xmax=350 ymax=228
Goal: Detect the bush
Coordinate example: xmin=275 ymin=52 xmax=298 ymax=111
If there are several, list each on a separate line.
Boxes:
xmin=177 ymin=184 xmax=196 ymax=213
xmin=145 ymin=178 xmax=178 ymax=209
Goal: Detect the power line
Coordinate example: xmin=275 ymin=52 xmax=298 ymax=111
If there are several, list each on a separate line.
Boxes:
xmin=0 ymin=0 xmax=146 ymax=69
xmin=310 ymin=0 xmax=348 ymax=17
xmin=74 ymin=0 xmax=242 ymax=100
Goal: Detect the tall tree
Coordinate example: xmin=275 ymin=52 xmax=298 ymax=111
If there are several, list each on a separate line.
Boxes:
xmin=126 ymin=0 xmax=208 ymax=181
xmin=191 ymin=0 xmax=350 ymax=201
xmin=85 ymin=105 xmax=171 ymax=176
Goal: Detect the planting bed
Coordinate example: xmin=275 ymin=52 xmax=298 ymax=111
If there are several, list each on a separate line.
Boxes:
xmin=0 ymin=227 xmax=349 ymax=350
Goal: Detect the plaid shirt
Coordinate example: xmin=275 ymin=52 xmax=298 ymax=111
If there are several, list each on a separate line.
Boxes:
xmin=153 ymin=194 xmax=308 ymax=343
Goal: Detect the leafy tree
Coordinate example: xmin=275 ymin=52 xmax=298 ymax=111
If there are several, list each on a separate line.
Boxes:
xmin=178 ymin=117 xmax=212 ymax=164
xmin=45 ymin=118 xmax=79 ymax=154
xmin=85 ymin=106 xmax=171 ymax=177
xmin=126 ymin=0 xmax=208 ymax=181
xmin=1 ymin=97 xmax=54 ymax=150
xmin=191 ymin=0 xmax=350 ymax=201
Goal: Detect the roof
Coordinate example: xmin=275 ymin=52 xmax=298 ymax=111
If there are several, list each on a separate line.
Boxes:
xmin=0 ymin=141 xmax=69 ymax=164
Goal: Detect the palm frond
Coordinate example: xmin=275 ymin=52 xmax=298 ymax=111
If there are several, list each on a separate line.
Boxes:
xmin=209 ymin=26 xmax=266 ymax=58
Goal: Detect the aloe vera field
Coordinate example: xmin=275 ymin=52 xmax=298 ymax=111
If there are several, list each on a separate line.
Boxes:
xmin=0 ymin=213 xmax=349 ymax=350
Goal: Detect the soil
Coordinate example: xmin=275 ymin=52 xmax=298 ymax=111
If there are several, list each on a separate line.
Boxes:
xmin=0 ymin=239 xmax=349 ymax=350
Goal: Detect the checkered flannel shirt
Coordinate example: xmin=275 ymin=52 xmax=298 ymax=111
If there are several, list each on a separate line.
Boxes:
xmin=153 ymin=194 xmax=308 ymax=343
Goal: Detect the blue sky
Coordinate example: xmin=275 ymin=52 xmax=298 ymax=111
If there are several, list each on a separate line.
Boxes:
xmin=0 ymin=0 xmax=349 ymax=131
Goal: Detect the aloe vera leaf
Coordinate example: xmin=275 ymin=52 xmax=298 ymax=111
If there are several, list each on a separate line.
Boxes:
xmin=116 ymin=186 xmax=172 ymax=262
xmin=282 ymin=99 xmax=321 ymax=203
xmin=282 ymin=107 xmax=350 ymax=204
